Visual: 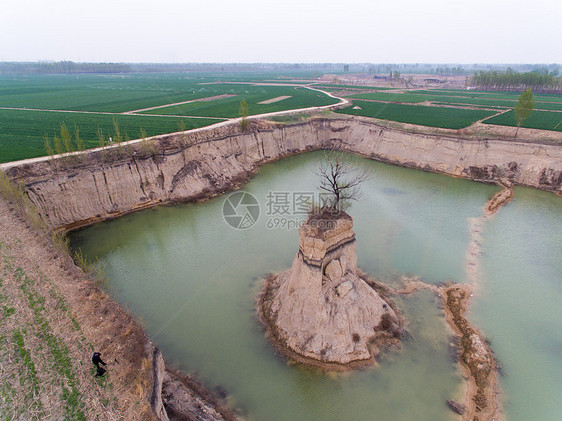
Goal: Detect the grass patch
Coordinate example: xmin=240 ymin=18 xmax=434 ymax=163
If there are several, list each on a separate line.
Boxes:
xmin=73 ymin=248 xmax=108 ymax=288
xmin=483 ymin=110 xmax=562 ymax=132
xmin=12 ymin=328 xmax=44 ymax=414
xmin=0 ymin=170 xmax=45 ymax=230
xmin=269 ymin=113 xmax=311 ymax=123
xmin=336 ymin=100 xmax=496 ymax=129
xmin=14 ymin=266 xmax=87 ymax=420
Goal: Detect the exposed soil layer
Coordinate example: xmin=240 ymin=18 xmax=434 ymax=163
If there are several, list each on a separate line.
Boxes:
xmin=5 ymin=116 xmax=560 ymax=231
xmin=443 ymin=285 xmax=503 ymax=421
xmin=485 ymin=186 xmax=513 ymax=216
xmin=258 ymin=271 xmax=402 ymax=371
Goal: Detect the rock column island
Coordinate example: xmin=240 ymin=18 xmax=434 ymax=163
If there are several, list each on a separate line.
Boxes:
xmin=259 ymin=212 xmax=402 ymax=368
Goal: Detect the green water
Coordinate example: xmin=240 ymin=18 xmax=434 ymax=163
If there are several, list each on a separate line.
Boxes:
xmin=70 ymin=151 xmax=562 ymax=420
xmin=471 ymin=187 xmax=562 ymax=421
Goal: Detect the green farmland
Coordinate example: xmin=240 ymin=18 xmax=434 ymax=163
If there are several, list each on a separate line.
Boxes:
xmin=311 ymin=84 xmax=396 ymax=91
xmin=346 ymin=91 xmax=562 ymax=111
xmin=2 ymin=72 xmax=561 ymax=164
xmin=0 ymin=74 xmax=329 ymax=113
xmin=336 ymin=100 xmax=497 ymax=129
xmin=0 ymin=74 xmax=216 ymax=112
xmin=0 ymin=109 xmax=222 ymax=163
xmin=483 ymin=110 xmax=562 ymax=132
xmin=411 ymin=89 xmax=562 ymax=103
xmin=0 ymin=73 xmax=339 ymax=163
xmin=141 ymin=85 xmax=338 ymax=118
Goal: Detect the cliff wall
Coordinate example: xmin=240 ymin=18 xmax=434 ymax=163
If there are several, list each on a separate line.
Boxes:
xmin=6 ymin=116 xmax=562 ymax=229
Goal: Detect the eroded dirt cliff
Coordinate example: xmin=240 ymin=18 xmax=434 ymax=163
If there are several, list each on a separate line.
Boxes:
xmin=6 ymin=116 xmax=562 ymax=230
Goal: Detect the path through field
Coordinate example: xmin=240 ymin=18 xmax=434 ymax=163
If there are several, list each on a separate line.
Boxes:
xmin=123 ymin=94 xmax=237 ymax=114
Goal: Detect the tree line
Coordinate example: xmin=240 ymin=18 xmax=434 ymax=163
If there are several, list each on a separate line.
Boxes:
xmin=0 ymin=61 xmax=133 ymax=74
xmin=471 ymin=69 xmax=562 ymax=93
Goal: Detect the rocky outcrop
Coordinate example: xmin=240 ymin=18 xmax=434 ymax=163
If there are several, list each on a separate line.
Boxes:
xmin=485 ymin=187 xmax=513 ymax=215
xmin=151 ymin=347 xmax=170 ymax=421
xmin=5 ymin=116 xmax=562 ymax=229
xmin=150 ymin=344 xmax=234 ymax=421
xmin=259 ymin=214 xmax=401 ymax=366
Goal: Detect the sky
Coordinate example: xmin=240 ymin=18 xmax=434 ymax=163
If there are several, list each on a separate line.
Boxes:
xmin=1 ymin=0 xmax=561 ymax=64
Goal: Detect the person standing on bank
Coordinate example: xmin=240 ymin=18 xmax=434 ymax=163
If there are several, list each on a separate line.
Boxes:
xmin=92 ymin=352 xmax=107 ymax=377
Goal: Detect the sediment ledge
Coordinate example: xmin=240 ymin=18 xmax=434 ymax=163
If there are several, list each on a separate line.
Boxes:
xmin=443 ymin=285 xmax=502 ymax=421
xmin=392 ymin=279 xmax=503 ymax=421
xmin=4 ymin=115 xmax=561 ymax=230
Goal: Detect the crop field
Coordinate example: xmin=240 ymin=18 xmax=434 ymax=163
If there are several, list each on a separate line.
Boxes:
xmin=0 ymin=109 xmax=222 ymax=163
xmin=141 ymin=85 xmax=338 ymax=118
xmin=0 ymin=74 xmax=325 ymax=113
xmin=482 ymin=110 xmax=562 ymax=132
xmin=434 ymin=97 xmax=562 ymax=111
xmin=0 ymin=74 xmax=244 ymax=112
xmin=346 ymin=91 xmax=562 ymax=111
xmin=411 ymin=89 xmax=562 ymax=103
xmin=2 ymin=72 xmax=561 ymax=164
xmin=0 ymin=73 xmax=340 ymax=163
xmin=346 ymin=92 xmax=428 ymax=103
xmin=311 ymin=84 xmax=396 ymax=91
xmin=335 ymin=100 xmax=497 ymax=129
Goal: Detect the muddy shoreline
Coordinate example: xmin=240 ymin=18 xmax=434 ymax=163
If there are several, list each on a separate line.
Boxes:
xmin=387 ymin=279 xmax=503 ymax=421
xmin=443 ymin=285 xmax=503 ymax=421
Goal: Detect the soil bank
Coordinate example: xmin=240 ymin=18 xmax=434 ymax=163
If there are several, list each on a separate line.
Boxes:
xmin=3 ymin=115 xmax=561 ymax=231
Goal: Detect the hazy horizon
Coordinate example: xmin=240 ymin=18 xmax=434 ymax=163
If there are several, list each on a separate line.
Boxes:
xmin=2 ymin=60 xmax=561 ymax=65
xmin=2 ymin=0 xmax=561 ymax=64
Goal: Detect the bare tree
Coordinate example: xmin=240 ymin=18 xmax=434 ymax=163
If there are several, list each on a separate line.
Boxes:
xmin=317 ymin=152 xmax=371 ymax=214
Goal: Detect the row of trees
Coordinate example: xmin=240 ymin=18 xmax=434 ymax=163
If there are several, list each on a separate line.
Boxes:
xmin=42 ymin=119 xmax=167 ymax=167
xmin=0 ymin=61 xmax=132 ymax=74
xmin=471 ymin=70 xmax=562 ymax=93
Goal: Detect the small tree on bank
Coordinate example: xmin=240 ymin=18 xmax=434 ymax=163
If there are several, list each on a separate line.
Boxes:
xmin=514 ymin=89 xmax=535 ymax=137
xmin=317 ymin=152 xmax=370 ymax=216
xmin=239 ymin=99 xmax=249 ymax=131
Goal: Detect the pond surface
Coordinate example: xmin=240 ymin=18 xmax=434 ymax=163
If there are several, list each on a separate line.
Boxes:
xmin=71 ymin=151 xmax=562 ymax=420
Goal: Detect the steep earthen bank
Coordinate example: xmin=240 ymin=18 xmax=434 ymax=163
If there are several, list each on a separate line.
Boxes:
xmin=5 ymin=115 xmax=562 ymax=230
xmin=0 ymin=195 xmax=236 ymax=420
